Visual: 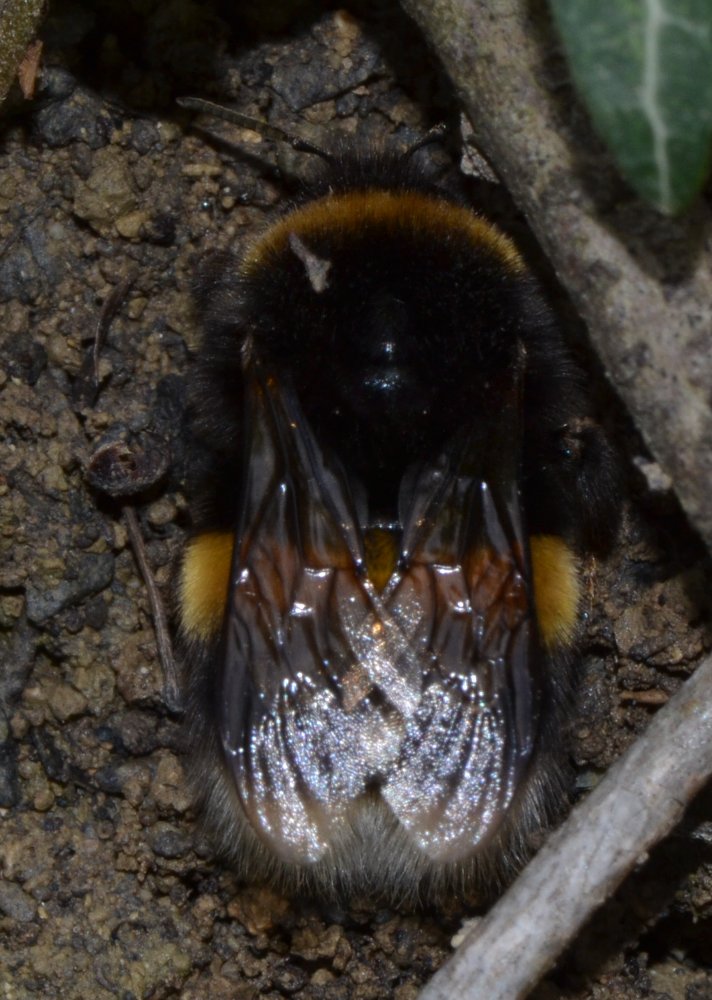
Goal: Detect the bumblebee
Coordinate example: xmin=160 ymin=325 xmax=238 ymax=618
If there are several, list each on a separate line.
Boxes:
xmin=177 ymin=99 xmax=619 ymax=902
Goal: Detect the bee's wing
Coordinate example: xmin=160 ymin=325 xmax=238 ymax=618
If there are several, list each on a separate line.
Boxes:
xmin=218 ymin=362 xmax=541 ymax=866
xmin=218 ymin=370 xmax=424 ymax=863
xmin=380 ymin=369 xmax=542 ymax=862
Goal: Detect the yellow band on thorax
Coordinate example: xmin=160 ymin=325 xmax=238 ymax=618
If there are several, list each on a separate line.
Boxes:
xmin=242 ymin=189 xmax=524 ymax=276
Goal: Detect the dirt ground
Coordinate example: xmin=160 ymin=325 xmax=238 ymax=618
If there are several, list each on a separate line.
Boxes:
xmin=1 ymin=2 xmax=711 ymax=998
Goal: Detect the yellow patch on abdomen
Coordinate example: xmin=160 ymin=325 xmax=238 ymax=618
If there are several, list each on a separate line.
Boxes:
xmin=178 ymin=530 xmax=581 ymax=650
xmin=179 ymin=531 xmax=234 ymax=641
xmin=530 ymin=535 xmax=581 ymax=649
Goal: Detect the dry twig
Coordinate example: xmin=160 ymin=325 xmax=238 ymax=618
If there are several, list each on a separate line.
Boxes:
xmin=123 ymin=506 xmax=182 ymax=714
xmin=93 ymin=276 xmax=134 ymax=390
xmin=403 ymin=0 xmax=712 ymax=552
xmin=400 ymin=0 xmax=712 ymax=993
xmin=419 ymin=649 xmax=712 ymax=999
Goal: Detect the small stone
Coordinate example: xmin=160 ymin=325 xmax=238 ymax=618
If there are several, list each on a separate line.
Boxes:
xmin=146 ymin=497 xmax=177 ymax=528
xmin=192 ymin=893 xmax=224 ymax=940
xmin=130 ymin=119 xmax=161 ymax=154
xmin=311 ymin=968 xmax=335 ymax=985
xmin=272 ymin=963 xmax=307 ymax=993
xmin=151 ymin=753 xmax=191 ymax=814
xmin=151 ymin=822 xmax=191 ymax=859
xmin=116 ymin=762 xmax=151 ymax=807
xmin=44 ymin=681 xmax=88 ymax=722
xmin=115 ymin=209 xmax=151 ymax=239
xmin=25 ymin=552 xmax=114 ymax=625
xmin=73 ymin=148 xmax=138 ymax=236
xmin=227 ymin=886 xmax=290 ymax=934
xmin=32 ymin=787 xmax=55 ymax=812
xmin=127 ymin=296 xmax=148 ymax=320
xmin=0 ymin=880 xmax=37 ymax=922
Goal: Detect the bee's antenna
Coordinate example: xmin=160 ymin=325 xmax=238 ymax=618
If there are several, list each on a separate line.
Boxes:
xmin=177 ymin=97 xmax=335 ymax=165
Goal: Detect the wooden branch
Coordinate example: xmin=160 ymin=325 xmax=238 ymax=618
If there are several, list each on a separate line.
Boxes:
xmin=402 ymin=0 xmax=712 ymax=552
xmin=419 ymin=649 xmax=712 ymax=999
xmin=398 ymin=4 xmax=712 ymax=991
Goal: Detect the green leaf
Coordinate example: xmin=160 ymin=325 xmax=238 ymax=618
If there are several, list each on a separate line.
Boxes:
xmin=549 ymin=0 xmax=712 ymax=214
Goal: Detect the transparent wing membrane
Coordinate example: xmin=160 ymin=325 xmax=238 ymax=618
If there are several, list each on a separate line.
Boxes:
xmin=218 ymin=362 xmax=541 ymax=863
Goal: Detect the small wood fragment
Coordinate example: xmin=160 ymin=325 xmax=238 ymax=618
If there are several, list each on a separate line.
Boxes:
xmin=17 ymin=38 xmax=42 ymax=99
